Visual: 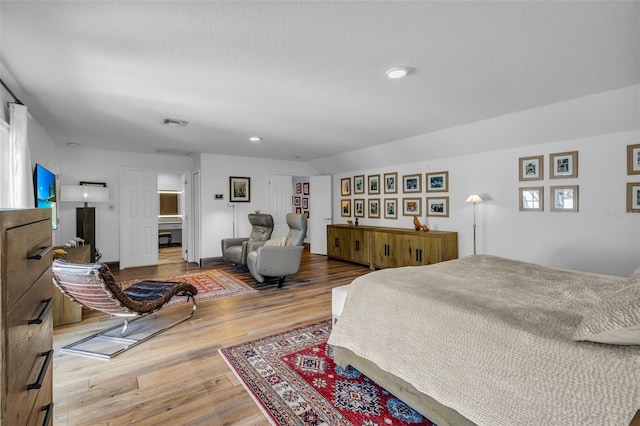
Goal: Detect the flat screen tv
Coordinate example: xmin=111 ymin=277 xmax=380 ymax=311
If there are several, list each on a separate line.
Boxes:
xmin=33 ymin=163 xmax=58 ymax=230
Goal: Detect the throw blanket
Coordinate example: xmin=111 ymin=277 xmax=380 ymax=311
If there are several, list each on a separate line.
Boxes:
xmin=328 ymin=255 xmax=640 ymax=425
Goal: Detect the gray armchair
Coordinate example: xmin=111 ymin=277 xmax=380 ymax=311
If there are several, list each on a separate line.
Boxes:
xmin=246 ymin=213 xmax=307 ymax=288
xmin=221 ymin=213 xmax=274 ymax=266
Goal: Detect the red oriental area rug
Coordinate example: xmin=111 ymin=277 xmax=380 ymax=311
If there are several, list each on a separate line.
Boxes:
xmin=122 ymin=269 xmax=257 ymax=307
xmin=219 ymin=320 xmax=436 ymax=426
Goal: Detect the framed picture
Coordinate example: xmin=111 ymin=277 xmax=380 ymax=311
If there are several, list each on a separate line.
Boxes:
xmin=368 ymin=174 xmax=380 ymax=195
xmin=354 ymin=175 xmax=365 ymax=194
xmin=340 ymin=177 xmax=351 ymax=196
xmin=628 ymin=144 xmax=640 ymax=175
xmin=384 ymin=198 xmax=398 ymax=219
xmin=230 ymin=176 xmax=250 ymax=202
xmin=384 ymin=172 xmax=397 ymax=194
xmin=296 ymin=183 xmax=302 ymax=194
xmin=295 ymin=207 xmax=302 ymax=214
xmin=303 ymin=210 xmax=309 ymax=218
xmin=627 ymin=182 xmax=640 ymax=213
xmin=550 ymin=185 xmax=579 ymax=212
xmin=519 ymin=155 xmax=543 ymax=181
xmin=426 ymin=197 xmax=449 ymax=217
xmin=402 ymin=174 xmax=422 ymax=193
xmin=294 ymin=196 xmax=301 ymax=206
xmin=341 ymin=199 xmax=351 ymax=217
xmin=402 ymin=197 xmax=422 ymax=216
xmin=519 ymin=186 xmax=544 ymax=211
xmin=303 ymin=182 xmax=310 ymax=195
xmin=368 ymin=198 xmax=380 ymax=218
xmin=302 ymin=198 xmax=308 ymax=209
xmin=550 ymin=151 xmax=578 ymax=179
xmin=426 ymin=171 xmax=449 ymax=192
xmin=353 ymin=199 xmax=365 ymax=217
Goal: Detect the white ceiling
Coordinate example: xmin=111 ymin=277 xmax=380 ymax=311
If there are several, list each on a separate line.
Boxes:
xmin=1 ymin=1 xmax=638 ymax=162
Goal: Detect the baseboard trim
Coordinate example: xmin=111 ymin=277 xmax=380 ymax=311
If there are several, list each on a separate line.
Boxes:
xmin=200 ymin=256 xmax=228 ymax=267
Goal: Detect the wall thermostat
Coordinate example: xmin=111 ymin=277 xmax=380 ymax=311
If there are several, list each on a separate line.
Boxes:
xmin=215 ymin=194 xmax=224 ymax=200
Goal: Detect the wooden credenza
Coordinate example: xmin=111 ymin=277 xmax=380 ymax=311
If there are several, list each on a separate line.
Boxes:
xmin=0 ymin=208 xmax=54 ymax=425
xmin=53 ymin=244 xmax=90 ymax=326
xmin=327 ymin=224 xmax=458 ymax=269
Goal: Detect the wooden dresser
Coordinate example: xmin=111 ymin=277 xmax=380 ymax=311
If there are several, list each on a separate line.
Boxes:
xmin=0 ymin=209 xmax=54 ymax=425
xmin=52 ymin=245 xmax=90 ymax=326
xmin=327 ymin=224 xmax=458 ymax=269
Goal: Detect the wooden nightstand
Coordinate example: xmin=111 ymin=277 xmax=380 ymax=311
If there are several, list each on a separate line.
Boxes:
xmin=53 ymin=245 xmax=91 ymax=326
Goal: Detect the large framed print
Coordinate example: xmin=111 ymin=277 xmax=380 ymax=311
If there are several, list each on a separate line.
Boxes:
xmin=519 ymin=155 xmax=543 ymax=181
xmin=550 ymin=151 xmax=578 ymax=179
xmin=384 ymin=172 xmax=397 ymax=194
xmin=426 ymin=196 xmax=449 ymax=217
xmin=384 ymin=198 xmax=398 ymax=219
xmin=230 ymin=176 xmax=250 ymax=202
xmin=402 ymin=174 xmax=422 ymax=193
xmin=627 ymin=182 xmax=640 ymax=213
xmin=550 ymin=185 xmax=579 ymax=212
xmin=354 ymin=175 xmax=365 ymax=194
xmin=402 ymin=197 xmax=422 ymax=216
xmin=628 ymin=144 xmax=640 ymax=175
xmin=426 ymin=171 xmax=448 ymax=192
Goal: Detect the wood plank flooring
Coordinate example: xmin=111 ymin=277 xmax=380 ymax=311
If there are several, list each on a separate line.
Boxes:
xmin=52 ymin=252 xmax=370 ymax=425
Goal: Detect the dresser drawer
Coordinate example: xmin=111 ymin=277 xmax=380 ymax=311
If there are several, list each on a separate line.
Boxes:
xmin=5 ymin=219 xmax=52 ymax=309
xmin=6 ymin=271 xmax=54 ymax=426
xmin=27 ymin=368 xmax=53 ymax=426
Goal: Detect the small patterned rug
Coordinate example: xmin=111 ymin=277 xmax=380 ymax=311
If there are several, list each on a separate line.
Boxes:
xmin=122 ymin=269 xmax=257 ymax=307
xmin=219 ymin=320 xmax=436 ymax=426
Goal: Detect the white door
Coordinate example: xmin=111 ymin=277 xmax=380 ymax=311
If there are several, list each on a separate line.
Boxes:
xmin=190 ymin=170 xmax=200 ymax=264
xmin=268 ymin=174 xmax=293 ymax=238
xmin=120 ymin=168 xmax=158 ymax=268
xmin=309 ymin=175 xmax=332 ymax=255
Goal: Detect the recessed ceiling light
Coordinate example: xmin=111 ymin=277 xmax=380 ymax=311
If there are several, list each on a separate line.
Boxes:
xmin=249 ymin=136 xmax=262 ymax=142
xmin=385 ymin=66 xmax=409 ymax=79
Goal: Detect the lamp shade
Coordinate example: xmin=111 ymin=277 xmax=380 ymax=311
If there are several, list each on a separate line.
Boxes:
xmin=60 ymin=185 xmax=109 ymax=204
xmin=465 ymin=194 xmax=483 ymax=203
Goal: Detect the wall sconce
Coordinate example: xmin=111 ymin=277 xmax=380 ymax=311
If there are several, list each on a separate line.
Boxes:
xmin=60 ymin=184 xmax=109 ymax=261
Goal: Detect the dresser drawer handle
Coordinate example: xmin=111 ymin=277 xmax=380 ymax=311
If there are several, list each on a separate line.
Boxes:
xmin=29 ymin=298 xmax=54 ymax=325
xmin=41 ymin=402 xmax=54 ymax=426
xmin=27 ymin=349 xmax=53 ymax=391
xmin=27 ymin=245 xmax=54 ymax=260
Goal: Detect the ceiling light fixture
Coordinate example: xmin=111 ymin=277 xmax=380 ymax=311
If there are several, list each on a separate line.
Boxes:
xmin=163 ymin=118 xmax=189 ymax=127
xmin=385 ymin=66 xmax=409 ymax=79
xmin=249 ymin=136 xmax=262 ymax=142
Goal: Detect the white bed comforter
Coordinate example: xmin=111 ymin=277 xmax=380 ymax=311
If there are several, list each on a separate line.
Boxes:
xmin=328 ymin=255 xmax=640 ymax=425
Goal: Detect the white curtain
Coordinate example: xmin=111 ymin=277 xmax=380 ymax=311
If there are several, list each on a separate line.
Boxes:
xmin=0 ymin=103 xmax=34 ymax=208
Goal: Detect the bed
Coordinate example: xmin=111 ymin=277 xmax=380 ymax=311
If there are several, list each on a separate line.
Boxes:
xmin=327 ymin=255 xmax=640 ymax=426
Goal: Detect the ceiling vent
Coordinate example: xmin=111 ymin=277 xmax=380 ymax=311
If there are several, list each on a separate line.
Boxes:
xmin=163 ymin=118 xmax=189 ymax=127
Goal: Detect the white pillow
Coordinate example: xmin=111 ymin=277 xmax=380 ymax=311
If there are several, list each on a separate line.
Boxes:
xmin=573 ymin=277 xmax=640 ymax=345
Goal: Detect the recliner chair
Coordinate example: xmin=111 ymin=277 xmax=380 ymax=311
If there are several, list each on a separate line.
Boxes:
xmin=221 ymin=213 xmax=274 ymax=266
xmin=246 ymin=213 xmax=307 ymax=288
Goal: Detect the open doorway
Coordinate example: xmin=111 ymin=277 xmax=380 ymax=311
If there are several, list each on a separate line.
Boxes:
xmin=158 ymin=171 xmax=189 ymax=265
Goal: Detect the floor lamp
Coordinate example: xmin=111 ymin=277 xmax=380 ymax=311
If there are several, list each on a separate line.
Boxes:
xmin=465 ymin=194 xmax=483 ymax=255
xmin=61 ymin=185 xmax=109 ymax=262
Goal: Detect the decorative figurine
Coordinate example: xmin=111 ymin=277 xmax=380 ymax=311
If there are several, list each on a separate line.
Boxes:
xmin=413 ymin=216 xmax=429 ymax=232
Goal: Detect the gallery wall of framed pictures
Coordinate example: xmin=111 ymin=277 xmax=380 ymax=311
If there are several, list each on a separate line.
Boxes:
xmin=339 ymin=169 xmax=452 ymax=224
xmin=293 ymin=178 xmax=310 ymax=219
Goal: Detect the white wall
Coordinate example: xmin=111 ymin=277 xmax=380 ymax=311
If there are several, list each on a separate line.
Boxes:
xmin=198 ymin=153 xmax=317 ymax=259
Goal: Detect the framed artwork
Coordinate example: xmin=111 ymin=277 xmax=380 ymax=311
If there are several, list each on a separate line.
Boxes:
xmin=550 ymin=185 xmax=579 ymax=212
xmin=368 ymin=198 xmax=380 ymax=218
xmin=302 ymin=198 xmax=308 ymax=209
xmin=402 ymin=197 xmax=422 ymax=216
xmin=340 ymin=177 xmax=351 ymax=196
xmin=303 ymin=210 xmax=309 ymax=218
xmin=384 ymin=172 xmax=397 ymax=194
xmin=229 ymin=176 xmax=250 ymax=202
xmin=402 ymin=174 xmax=422 ymax=193
xmin=341 ymin=199 xmax=351 ymax=217
xmin=294 ymin=196 xmax=301 ymax=206
xmin=426 ymin=171 xmax=449 ymax=192
xmin=295 ymin=207 xmax=302 ymax=214
xmin=296 ymin=183 xmax=302 ymax=194
xmin=354 ymin=175 xmax=365 ymax=194
xmin=426 ymin=196 xmax=449 ymax=217
xmin=519 ymin=186 xmax=544 ymax=211
xmin=353 ymin=199 xmax=365 ymax=217
xmin=550 ymin=151 xmax=578 ymax=179
xmin=303 ymin=182 xmax=310 ymax=195
xmin=384 ymin=198 xmax=398 ymax=219
xmin=368 ymin=174 xmax=380 ymax=195
xmin=519 ymin=155 xmax=543 ymax=181
xmin=627 ymin=182 xmax=640 ymax=213
xmin=628 ymin=144 xmax=640 ymax=175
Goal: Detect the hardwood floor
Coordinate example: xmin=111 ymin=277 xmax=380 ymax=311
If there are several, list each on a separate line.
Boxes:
xmin=52 ymin=252 xmax=370 ymax=425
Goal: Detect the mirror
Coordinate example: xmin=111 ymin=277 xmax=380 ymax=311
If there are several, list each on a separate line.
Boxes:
xmin=159 ymin=193 xmax=179 ymax=215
